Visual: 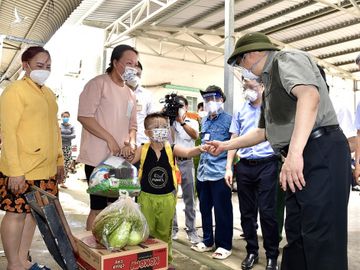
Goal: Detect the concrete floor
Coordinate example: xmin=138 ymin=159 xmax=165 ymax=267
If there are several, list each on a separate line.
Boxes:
xmin=0 ymin=165 xmax=360 ymax=270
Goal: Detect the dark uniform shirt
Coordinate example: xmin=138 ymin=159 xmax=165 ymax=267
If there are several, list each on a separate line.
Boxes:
xmin=259 ymin=49 xmax=338 ymax=151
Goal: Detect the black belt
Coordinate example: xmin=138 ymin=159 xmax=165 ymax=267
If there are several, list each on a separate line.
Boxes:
xmin=177 ymin=157 xmax=190 ymax=161
xmin=279 ymin=125 xmax=340 ymax=157
xmin=239 ymin=155 xmax=279 ymax=166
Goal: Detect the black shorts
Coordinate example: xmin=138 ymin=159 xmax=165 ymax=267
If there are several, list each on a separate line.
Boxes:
xmin=85 ymin=164 xmax=117 ymax=210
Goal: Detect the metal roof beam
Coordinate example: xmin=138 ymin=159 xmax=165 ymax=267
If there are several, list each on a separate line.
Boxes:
xmin=139 ymin=25 xmax=224 ymax=36
xmin=261 ymin=1 xmax=359 ymax=35
xmin=255 ymin=34 xmax=356 ymax=79
xmin=1 ymin=0 xmax=52 ymax=81
xmin=151 ymin=0 xmax=201 ymax=26
xmin=104 ymin=0 xmax=182 ymax=47
xmin=318 ymin=46 xmax=360 ymax=59
xmin=284 ymin=18 xmax=360 ymax=43
xmin=179 ymin=2 xmax=225 ymax=28
xmin=74 ymin=0 xmax=107 ymax=25
xmin=211 ymin=0 xmax=286 ymax=30
xmin=236 ymin=0 xmax=315 ymax=33
xmin=333 ymin=59 xmax=356 ymax=66
xmin=301 ymin=33 xmax=360 ymax=51
xmin=349 ymin=0 xmax=360 ymax=12
xmin=314 ymin=0 xmax=360 ymax=18
xmin=134 ymin=31 xmax=224 ymax=53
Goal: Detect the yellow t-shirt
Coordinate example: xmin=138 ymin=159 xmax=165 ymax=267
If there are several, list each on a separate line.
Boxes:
xmin=0 ymin=77 xmax=64 ymax=180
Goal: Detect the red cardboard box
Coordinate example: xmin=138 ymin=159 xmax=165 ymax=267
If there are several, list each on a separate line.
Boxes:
xmin=75 ymin=231 xmax=168 ymax=270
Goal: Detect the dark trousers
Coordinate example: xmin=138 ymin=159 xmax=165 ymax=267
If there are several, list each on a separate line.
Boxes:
xmin=196 ymin=179 xmax=233 ymax=250
xmin=281 ymin=130 xmax=351 ymax=270
xmin=235 ymin=158 xmax=279 ymax=259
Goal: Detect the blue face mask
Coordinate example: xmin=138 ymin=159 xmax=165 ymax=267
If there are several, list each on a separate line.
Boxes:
xmin=62 ymin=117 xmax=69 ymax=124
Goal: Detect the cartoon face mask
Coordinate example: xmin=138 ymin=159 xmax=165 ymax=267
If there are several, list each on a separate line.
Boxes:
xmin=121 ymin=66 xmax=138 ymax=82
xmin=150 ymin=128 xmax=169 ymax=143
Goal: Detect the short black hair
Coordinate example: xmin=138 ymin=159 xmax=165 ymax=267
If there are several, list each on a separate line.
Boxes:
xmin=137 ymin=61 xmax=143 ymax=71
xmin=197 ymin=102 xmax=204 ymax=110
xmin=144 ymin=112 xmax=169 ymax=129
xmin=177 ymin=95 xmax=188 ymax=106
xmin=61 ymin=111 xmax=70 ymax=117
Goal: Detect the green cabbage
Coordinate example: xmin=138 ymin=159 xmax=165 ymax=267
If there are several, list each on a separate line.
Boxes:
xmin=128 ymin=230 xmax=143 ymax=245
xmin=108 ymin=221 xmax=132 ymax=248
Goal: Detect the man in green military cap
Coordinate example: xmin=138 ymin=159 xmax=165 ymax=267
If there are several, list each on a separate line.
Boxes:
xmin=208 ymin=32 xmax=351 ymax=270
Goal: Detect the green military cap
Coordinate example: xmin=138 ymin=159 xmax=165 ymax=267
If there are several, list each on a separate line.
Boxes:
xmin=227 ymin=32 xmax=279 ymax=66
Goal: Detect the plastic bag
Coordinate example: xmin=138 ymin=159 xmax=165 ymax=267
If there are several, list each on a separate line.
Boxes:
xmin=87 ymin=156 xmax=140 ymax=197
xmin=92 ymin=192 xmax=149 ymax=250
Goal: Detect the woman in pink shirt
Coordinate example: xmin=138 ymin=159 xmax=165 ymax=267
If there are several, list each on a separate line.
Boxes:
xmin=77 ymin=44 xmax=138 ymax=230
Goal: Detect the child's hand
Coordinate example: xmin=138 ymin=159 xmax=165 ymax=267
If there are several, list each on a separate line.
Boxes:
xmin=199 ymin=145 xmax=210 ymax=153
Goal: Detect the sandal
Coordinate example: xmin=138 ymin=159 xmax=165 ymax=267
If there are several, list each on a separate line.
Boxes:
xmin=191 ymin=242 xmax=213 ymax=253
xmin=212 ymin=247 xmax=232 ymax=260
xmin=28 ymin=263 xmax=51 ymax=270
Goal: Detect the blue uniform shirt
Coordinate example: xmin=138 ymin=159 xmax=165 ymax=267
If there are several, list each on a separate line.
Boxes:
xmin=230 ymin=101 xmax=274 ymax=159
xmin=197 ymin=110 xmax=232 ymax=181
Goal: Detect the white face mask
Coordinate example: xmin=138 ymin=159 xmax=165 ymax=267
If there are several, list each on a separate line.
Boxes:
xmin=178 ymin=108 xmax=186 ymax=118
xmin=198 ymin=111 xmax=208 ymax=118
xmin=244 ymin=89 xmax=258 ymax=102
xmin=151 ymin=128 xmax=169 ymax=143
xmin=205 ymin=101 xmax=222 ymax=114
xmin=30 ymin=70 xmax=50 ymax=86
xmin=127 ymin=75 xmax=141 ymax=88
xmin=242 ymin=69 xmax=259 ymax=81
xmin=121 ymin=66 xmax=138 ymax=82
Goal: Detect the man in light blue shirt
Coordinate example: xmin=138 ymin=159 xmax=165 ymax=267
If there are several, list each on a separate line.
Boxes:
xmin=191 ymin=85 xmax=233 ymax=260
xmin=225 ymin=78 xmax=279 ymax=270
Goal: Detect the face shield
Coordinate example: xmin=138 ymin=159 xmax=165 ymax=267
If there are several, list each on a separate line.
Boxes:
xmin=202 ymin=92 xmax=224 ymax=114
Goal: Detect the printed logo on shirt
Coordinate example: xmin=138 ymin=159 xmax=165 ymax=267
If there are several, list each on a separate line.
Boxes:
xmin=148 ymin=167 xmax=169 ymax=189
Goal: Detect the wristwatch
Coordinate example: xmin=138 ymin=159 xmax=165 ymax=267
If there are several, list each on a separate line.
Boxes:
xmin=180 ymin=122 xmax=186 ymax=126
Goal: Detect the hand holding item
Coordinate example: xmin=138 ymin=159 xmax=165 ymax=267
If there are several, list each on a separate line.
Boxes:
xmin=8 ymin=175 xmax=26 ymax=195
xmin=56 ymin=166 xmax=65 ymax=184
xmin=107 ymin=137 xmax=121 ymax=156
xmin=121 ymin=141 xmax=136 ymax=161
xmin=205 ymin=140 xmax=224 ymax=156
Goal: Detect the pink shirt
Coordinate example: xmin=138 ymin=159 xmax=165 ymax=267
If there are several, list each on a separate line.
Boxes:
xmin=77 ymin=74 xmax=137 ymax=166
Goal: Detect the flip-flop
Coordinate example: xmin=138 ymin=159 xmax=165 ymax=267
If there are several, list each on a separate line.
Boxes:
xmin=28 ymin=263 xmax=51 ymax=270
xmin=212 ymin=247 xmax=232 ymax=260
xmin=191 ymin=242 xmax=213 ymax=253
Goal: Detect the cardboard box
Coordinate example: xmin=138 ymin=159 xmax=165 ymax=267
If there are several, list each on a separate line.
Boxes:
xmin=74 ymin=231 xmax=168 ymax=270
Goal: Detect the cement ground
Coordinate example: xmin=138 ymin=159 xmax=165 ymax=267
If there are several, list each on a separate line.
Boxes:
xmin=1 ymin=164 xmax=360 ymax=270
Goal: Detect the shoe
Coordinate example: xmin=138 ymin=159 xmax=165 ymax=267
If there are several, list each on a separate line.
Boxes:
xmin=172 ymin=230 xmax=178 ymax=240
xmin=352 ymin=185 xmax=360 ymax=191
xmin=266 ymin=258 xmax=278 ymax=270
xmin=191 ymin=242 xmax=213 ymax=253
xmin=212 ymin=247 xmax=232 ymax=260
xmin=60 ymin=184 xmax=68 ymax=189
xmin=241 ymin=253 xmax=259 ymax=270
xmin=28 ymin=263 xmax=51 ymax=270
xmin=187 ymin=231 xmax=201 ymax=244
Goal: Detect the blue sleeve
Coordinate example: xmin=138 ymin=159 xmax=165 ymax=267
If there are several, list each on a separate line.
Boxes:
xmin=229 ymin=111 xmax=241 ymax=135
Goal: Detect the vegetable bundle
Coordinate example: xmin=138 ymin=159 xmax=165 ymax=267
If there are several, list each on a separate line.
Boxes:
xmin=92 ymin=195 xmax=149 ymax=249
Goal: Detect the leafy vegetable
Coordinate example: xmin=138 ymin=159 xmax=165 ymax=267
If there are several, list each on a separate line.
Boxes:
xmin=108 ymin=221 xmax=132 ymax=248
